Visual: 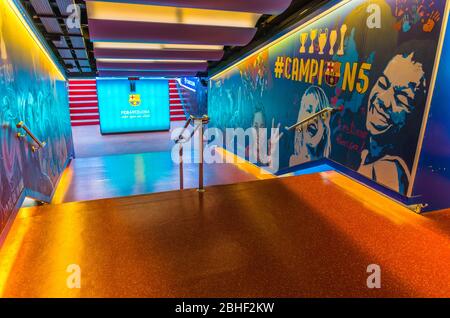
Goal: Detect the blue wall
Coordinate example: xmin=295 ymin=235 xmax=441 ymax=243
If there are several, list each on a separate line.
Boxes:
xmin=412 ymin=10 xmax=450 ymax=211
xmin=97 ymin=78 xmax=170 ymax=134
xmin=208 ymin=0 xmax=447 ymax=200
xmin=0 ymin=0 xmax=73 ymax=233
xmin=177 ymin=77 xmax=208 ymax=117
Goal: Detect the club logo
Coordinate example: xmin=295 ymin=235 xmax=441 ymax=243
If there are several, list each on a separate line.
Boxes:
xmin=129 ymin=94 xmax=141 ymax=107
xmin=324 ymin=61 xmax=341 ymax=87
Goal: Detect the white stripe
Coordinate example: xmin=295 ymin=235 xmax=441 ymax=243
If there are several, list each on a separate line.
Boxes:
xmin=71 ymin=119 xmax=99 ymax=123
xmin=171 ymin=114 xmax=186 ymax=118
xmin=69 ymin=83 xmax=96 ymax=87
xmin=69 ymin=94 xmax=97 ymax=98
xmin=70 ymin=100 xmax=98 ymax=104
xmin=70 ymin=107 xmax=99 ymax=111
xmin=71 ymin=112 xmax=99 ymax=117
xmin=69 ymin=89 xmax=97 ymax=92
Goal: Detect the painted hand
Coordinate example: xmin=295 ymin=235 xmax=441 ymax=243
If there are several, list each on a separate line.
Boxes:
xmin=423 ymin=11 xmax=440 ymax=33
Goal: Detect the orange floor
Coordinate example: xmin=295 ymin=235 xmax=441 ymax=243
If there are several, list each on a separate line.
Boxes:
xmin=1 ymin=172 xmax=450 ymax=297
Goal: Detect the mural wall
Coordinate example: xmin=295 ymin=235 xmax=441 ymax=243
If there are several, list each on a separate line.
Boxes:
xmin=209 ymin=0 xmax=447 ymax=197
xmin=0 ymin=0 xmax=74 ymax=232
xmin=412 ymin=9 xmax=450 ymax=211
xmin=177 ymin=77 xmax=208 ymax=117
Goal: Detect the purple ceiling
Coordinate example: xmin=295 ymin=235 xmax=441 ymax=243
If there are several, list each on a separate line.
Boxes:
xmin=94 ymin=48 xmax=224 ymax=61
xmin=97 ymin=61 xmax=208 ymax=71
xmin=84 ymin=0 xmax=292 ymax=14
xmin=89 ymin=20 xmax=257 ymax=46
xmin=98 ymin=70 xmax=198 ymax=77
xmin=87 ymin=0 xmax=293 ymax=77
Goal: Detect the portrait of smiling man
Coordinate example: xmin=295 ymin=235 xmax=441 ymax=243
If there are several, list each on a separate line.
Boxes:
xmin=358 ymin=41 xmax=434 ymax=195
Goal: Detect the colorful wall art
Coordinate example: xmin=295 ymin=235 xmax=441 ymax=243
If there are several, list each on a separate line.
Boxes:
xmin=208 ymin=0 xmax=447 ymax=198
xmin=0 ymin=0 xmax=74 ymax=233
xmin=412 ymin=8 xmax=450 ymax=211
xmin=177 ymin=77 xmax=208 ymax=117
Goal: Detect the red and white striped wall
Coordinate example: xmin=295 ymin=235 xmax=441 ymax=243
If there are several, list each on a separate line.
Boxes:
xmin=68 ymin=79 xmax=99 ymax=126
xmin=169 ymin=79 xmax=186 ymax=122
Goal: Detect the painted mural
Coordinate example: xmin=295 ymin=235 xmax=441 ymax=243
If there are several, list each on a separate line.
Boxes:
xmin=413 ymin=9 xmax=450 ymax=211
xmin=208 ymin=0 xmax=447 ymax=196
xmin=178 ymin=77 xmax=208 ymax=117
xmin=0 ymin=0 xmax=74 ymax=232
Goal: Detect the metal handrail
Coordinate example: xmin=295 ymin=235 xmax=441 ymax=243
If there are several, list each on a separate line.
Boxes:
xmin=175 ymin=115 xmax=209 ymax=191
xmin=16 ymin=121 xmax=46 ymax=152
xmin=175 ymin=117 xmax=192 ymax=144
xmin=285 ymin=106 xmax=340 ymax=131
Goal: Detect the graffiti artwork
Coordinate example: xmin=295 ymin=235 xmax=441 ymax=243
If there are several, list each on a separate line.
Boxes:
xmin=0 ymin=0 xmax=74 ymax=232
xmin=208 ymin=0 xmax=446 ymax=196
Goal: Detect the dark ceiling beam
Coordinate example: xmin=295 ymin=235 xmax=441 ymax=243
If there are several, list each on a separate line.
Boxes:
xmin=209 ymin=0 xmax=329 ymax=74
xmin=21 ymin=0 xmax=95 ymax=74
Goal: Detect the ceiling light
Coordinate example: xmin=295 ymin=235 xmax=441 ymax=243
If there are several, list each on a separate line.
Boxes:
xmin=86 ymin=1 xmax=260 ymax=28
xmin=96 ymin=58 xmax=207 ymax=63
xmin=93 ymin=42 xmax=223 ymax=51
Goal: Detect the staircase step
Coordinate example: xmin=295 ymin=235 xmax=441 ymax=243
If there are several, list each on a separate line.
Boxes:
xmin=70 ymin=114 xmax=100 ymax=121
xmin=70 ymin=107 xmax=99 ymax=114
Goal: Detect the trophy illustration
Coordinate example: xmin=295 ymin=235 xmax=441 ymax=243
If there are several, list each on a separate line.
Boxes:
xmin=318 ymin=28 xmax=328 ymax=55
xmin=308 ymin=29 xmax=317 ymax=54
xmin=337 ymin=24 xmax=347 ymax=56
xmin=299 ymin=32 xmax=308 ymax=54
xmin=328 ymin=29 xmax=337 ymax=55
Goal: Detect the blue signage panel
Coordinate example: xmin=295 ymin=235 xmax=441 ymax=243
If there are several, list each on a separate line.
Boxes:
xmin=97 ymin=78 xmax=170 ymax=134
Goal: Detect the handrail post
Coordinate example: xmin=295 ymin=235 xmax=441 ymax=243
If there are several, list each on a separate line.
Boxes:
xmin=193 ymin=115 xmax=209 ymax=192
xmin=179 ymin=144 xmax=184 ymax=190
xmin=175 ymin=115 xmax=208 ymax=192
xmin=198 ymin=119 xmax=205 ymax=192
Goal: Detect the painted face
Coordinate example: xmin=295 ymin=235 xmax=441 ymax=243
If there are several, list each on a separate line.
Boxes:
xmin=298 ymin=93 xmax=326 ymax=149
xmin=252 ymin=111 xmax=265 ymax=129
xmin=366 ymin=53 xmax=425 ymax=136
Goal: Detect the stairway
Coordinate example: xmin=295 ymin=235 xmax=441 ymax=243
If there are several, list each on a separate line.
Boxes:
xmin=169 ymin=79 xmax=186 ymax=122
xmin=68 ymin=79 xmax=99 ymax=126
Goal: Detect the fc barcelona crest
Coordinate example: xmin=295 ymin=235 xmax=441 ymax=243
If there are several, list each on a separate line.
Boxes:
xmin=325 ymin=61 xmax=341 ymax=87
xmin=129 ymin=94 xmax=141 ymax=106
